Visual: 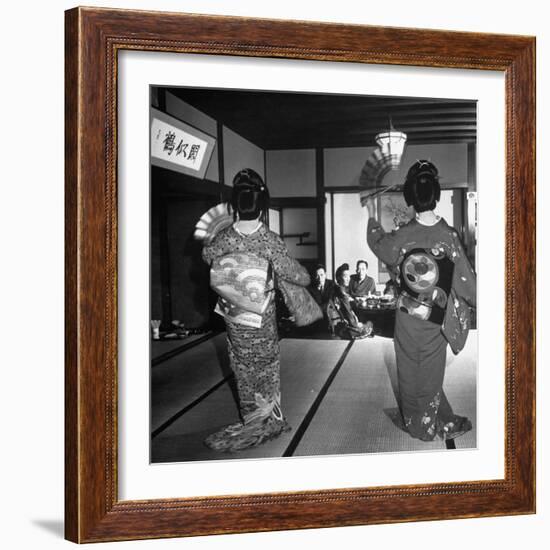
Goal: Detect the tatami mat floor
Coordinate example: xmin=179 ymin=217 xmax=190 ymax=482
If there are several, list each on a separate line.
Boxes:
xmin=151 ymin=339 xmax=349 ymax=462
xmin=151 ymin=333 xmax=230 ymax=431
xmin=151 ymin=332 xmax=477 ymax=463
xmin=294 ymin=334 xmax=477 ymax=456
xmin=151 ymin=333 xmax=214 ymax=361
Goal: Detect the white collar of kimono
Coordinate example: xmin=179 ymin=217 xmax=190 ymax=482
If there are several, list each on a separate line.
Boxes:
xmin=415 ymin=212 xmax=441 ymax=226
xmin=233 ymin=220 xmax=262 ymax=236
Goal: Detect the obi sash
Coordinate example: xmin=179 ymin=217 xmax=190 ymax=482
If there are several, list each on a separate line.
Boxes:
xmin=396 ymin=247 xmax=454 ymax=325
xmin=210 ymin=252 xmax=272 ymax=327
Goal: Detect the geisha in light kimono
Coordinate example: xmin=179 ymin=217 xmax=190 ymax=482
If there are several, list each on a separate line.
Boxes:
xmin=365 ymin=161 xmax=476 ymax=442
xmin=202 ymin=169 xmax=310 ymax=452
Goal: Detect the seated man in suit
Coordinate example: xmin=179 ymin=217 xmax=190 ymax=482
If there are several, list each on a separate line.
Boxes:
xmin=349 ymin=259 xmax=376 ymax=298
xmin=308 ymin=264 xmax=336 ymax=309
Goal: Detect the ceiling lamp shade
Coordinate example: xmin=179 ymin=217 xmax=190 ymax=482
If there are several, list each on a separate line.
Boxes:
xmin=358 ymin=120 xmax=407 ymax=205
xmin=375 ymin=128 xmax=407 ymax=168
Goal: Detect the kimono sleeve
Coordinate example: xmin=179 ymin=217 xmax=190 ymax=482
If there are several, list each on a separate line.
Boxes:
xmin=449 ymin=231 xmax=477 ymax=308
xmin=268 ymin=232 xmax=310 ymax=287
xmin=366 ymin=218 xmax=405 ymax=267
xmin=201 ymin=232 xmax=226 ymax=266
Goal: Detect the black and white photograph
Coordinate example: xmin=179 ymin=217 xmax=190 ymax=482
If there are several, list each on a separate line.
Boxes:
xmin=150 ymin=87 xmax=478 ymax=463
xmin=4 ymin=0 xmax=546 ymax=548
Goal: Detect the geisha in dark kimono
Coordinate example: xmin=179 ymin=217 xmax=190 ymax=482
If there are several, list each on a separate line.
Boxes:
xmin=328 ymin=263 xmax=373 ymax=339
xmin=202 ymin=169 xmax=310 ymax=452
xmin=365 ymin=161 xmax=476 ymax=441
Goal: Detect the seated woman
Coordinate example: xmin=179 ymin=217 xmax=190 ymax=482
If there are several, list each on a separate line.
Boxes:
xmin=327 ymin=263 xmax=373 ymax=339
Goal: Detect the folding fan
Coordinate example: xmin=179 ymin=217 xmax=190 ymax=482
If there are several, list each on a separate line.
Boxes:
xmin=193 ymin=202 xmax=233 ymax=244
xmin=359 ymin=147 xmax=395 ymax=191
xmin=359 ymin=128 xmax=407 ymax=205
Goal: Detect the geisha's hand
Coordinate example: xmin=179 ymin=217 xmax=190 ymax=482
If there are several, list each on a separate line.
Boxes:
xmin=365 ymin=197 xmax=376 ymax=219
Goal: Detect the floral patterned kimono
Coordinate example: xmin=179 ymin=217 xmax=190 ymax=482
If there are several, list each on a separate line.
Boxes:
xmin=202 ymin=223 xmax=310 ymax=451
xmin=367 ymin=216 xmax=476 ymax=441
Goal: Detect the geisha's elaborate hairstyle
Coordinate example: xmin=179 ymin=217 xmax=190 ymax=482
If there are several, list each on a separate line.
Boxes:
xmin=231 ymin=168 xmax=270 ymax=221
xmin=403 ymin=160 xmax=441 ymax=213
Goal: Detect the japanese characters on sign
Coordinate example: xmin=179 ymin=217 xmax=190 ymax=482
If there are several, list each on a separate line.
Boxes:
xmin=151 ymin=116 xmax=209 ymax=172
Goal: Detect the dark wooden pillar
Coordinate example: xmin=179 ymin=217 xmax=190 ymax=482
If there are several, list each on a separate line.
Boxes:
xmin=316 ymin=148 xmax=326 ymax=268
xmin=157 ymin=196 xmax=173 ymax=326
xmin=217 ymin=121 xmax=225 ymax=187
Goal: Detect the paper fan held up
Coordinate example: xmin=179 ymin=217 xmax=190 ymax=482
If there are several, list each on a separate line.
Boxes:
xmin=193 ymin=202 xmax=233 ymax=245
xmin=359 ymin=120 xmax=407 ymax=205
xmin=359 ymin=147 xmax=395 ymax=190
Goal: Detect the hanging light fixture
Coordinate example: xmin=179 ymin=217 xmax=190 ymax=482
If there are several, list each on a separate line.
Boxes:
xmin=358 ymin=117 xmax=408 ymax=205
xmin=374 ymin=117 xmax=407 ymax=169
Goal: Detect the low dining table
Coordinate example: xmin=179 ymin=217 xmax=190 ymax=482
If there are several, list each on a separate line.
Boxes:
xmin=353 ymin=298 xmax=396 ymax=338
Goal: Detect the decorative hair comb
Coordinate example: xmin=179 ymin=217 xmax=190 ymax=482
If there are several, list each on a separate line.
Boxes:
xmin=234 ymin=180 xmax=266 ymax=192
xmin=409 ymin=159 xmax=439 ymax=179
xmin=233 ymin=168 xmax=267 ymax=191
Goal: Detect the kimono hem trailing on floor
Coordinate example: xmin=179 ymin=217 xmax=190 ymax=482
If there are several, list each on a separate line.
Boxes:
xmin=202 ymin=223 xmax=310 ymax=452
xmin=367 ymin=216 xmax=476 ymax=441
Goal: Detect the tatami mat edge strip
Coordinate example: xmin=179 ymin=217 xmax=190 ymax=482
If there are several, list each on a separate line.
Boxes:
xmin=151 ymin=331 xmax=220 ymax=367
xmin=151 ymin=374 xmax=233 ymax=439
xmin=282 ymin=340 xmax=354 ymax=457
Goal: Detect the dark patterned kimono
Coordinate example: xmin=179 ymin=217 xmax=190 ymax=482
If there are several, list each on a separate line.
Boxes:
xmin=367 ymin=216 xmax=476 ymax=441
xmin=333 ymin=284 xmax=361 ymax=329
xmin=202 ymin=223 xmax=310 ymax=451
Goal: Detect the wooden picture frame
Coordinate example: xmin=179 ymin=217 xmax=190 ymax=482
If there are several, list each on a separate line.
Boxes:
xmin=65 ymin=6 xmax=536 ymax=543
